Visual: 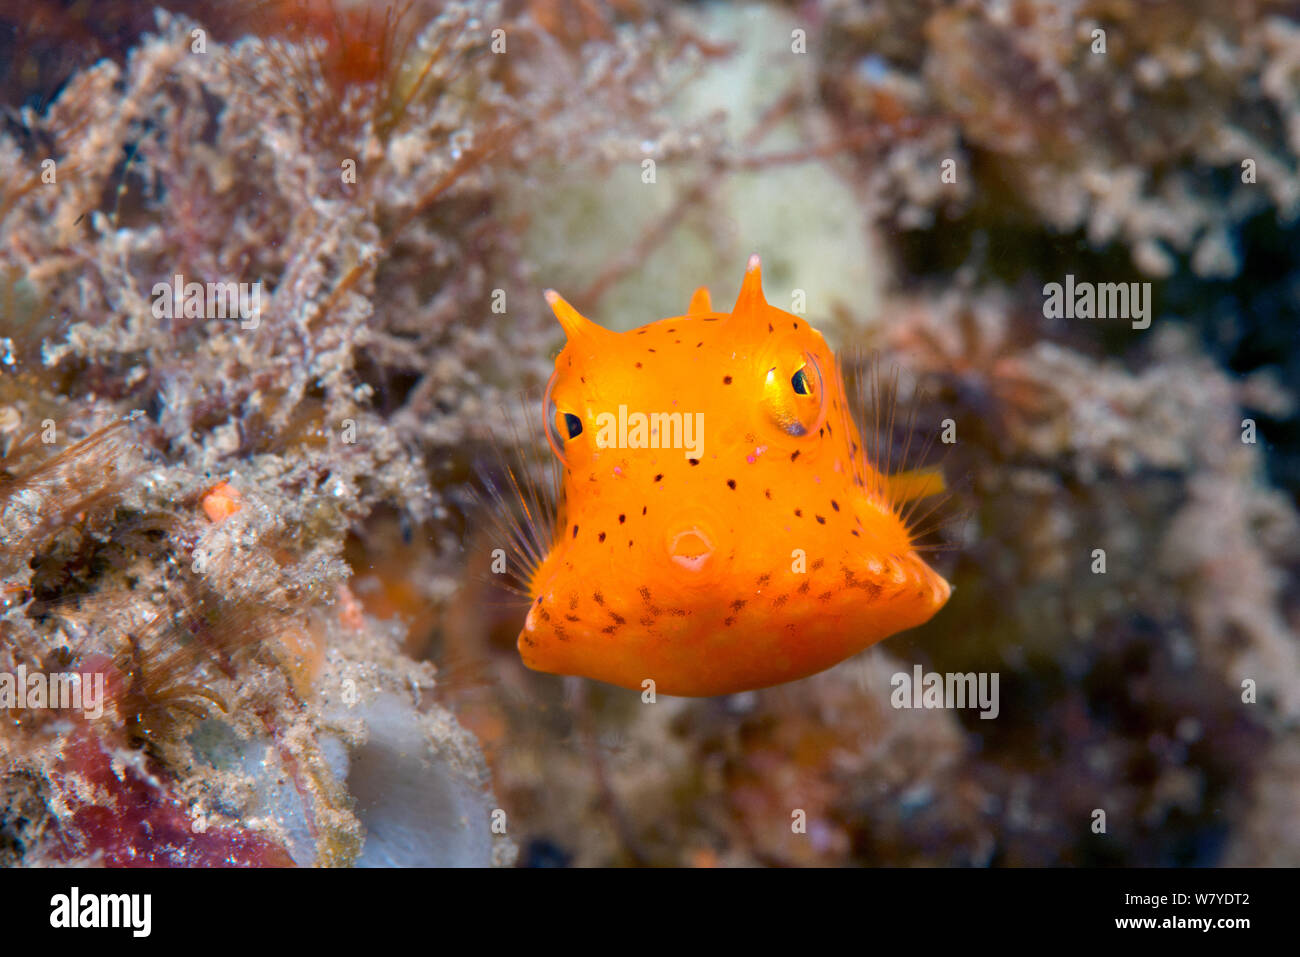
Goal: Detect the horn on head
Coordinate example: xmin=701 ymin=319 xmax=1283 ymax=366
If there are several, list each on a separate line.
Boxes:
xmin=730 ymin=253 xmax=767 ymax=318
xmin=544 ymin=290 xmax=614 ymax=342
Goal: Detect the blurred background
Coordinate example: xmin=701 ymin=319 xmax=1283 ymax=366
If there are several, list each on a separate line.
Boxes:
xmin=1 ymin=0 xmax=1298 ymax=866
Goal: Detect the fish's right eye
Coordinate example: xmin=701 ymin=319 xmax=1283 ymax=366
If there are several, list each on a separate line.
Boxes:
xmin=564 ymin=413 xmax=583 ymax=438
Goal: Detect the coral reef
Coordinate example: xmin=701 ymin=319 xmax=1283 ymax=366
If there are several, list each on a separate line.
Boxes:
xmin=818 ymin=0 xmax=1300 ymax=276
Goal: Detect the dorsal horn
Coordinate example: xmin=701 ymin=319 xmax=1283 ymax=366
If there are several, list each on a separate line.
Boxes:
xmin=687 ymin=286 xmax=712 ymax=316
xmin=544 ymin=289 xmax=613 ymax=342
xmin=730 ymin=253 xmax=767 ymax=317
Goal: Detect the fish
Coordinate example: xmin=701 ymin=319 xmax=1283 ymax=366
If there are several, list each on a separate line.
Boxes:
xmin=500 ymin=254 xmax=951 ymax=696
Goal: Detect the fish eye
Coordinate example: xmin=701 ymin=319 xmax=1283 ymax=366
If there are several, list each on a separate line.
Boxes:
xmin=542 ymin=368 xmax=578 ymax=465
xmin=761 ymin=350 xmax=827 ymax=438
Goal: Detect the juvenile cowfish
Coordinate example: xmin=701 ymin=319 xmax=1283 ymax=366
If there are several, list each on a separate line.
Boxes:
xmin=514 ymin=255 xmax=951 ymax=696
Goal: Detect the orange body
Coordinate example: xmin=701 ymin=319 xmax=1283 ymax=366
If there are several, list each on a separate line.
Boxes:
xmin=519 ymin=256 xmax=950 ymax=696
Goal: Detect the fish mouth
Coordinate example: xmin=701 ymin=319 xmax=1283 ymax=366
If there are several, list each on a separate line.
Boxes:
xmin=668 ymin=526 xmax=715 ymax=572
xmin=662 ymin=511 xmax=723 ymax=578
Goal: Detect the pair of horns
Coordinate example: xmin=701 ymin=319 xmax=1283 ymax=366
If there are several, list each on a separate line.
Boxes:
xmin=545 ymin=253 xmax=766 ymax=339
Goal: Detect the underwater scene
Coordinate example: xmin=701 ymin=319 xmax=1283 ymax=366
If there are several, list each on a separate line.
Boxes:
xmin=1 ymin=0 xmax=1299 ymax=876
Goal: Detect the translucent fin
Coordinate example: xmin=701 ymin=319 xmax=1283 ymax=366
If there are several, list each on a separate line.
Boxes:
xmin=839 ymin=347 xmax=970 ymax=553
xmin=464 ymin=390 xmax=561 ymax=602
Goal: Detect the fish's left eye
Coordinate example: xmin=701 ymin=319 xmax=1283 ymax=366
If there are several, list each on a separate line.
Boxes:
xmin=564 ymin=413 xmax=583 ymax=438
xmin=761 ymin=350 xmax=827 ymax=438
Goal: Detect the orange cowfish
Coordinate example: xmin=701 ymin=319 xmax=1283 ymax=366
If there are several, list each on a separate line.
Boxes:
xmin=510 ymin=255 xmax=951 ymax=696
